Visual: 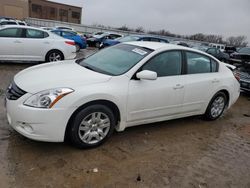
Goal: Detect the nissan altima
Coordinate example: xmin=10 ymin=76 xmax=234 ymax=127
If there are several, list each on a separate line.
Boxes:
xmin=5 ymin=42 xmax=240 ymax=148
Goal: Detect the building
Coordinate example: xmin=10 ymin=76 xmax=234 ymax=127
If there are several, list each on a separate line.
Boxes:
xmin=0 ymin=0 xmax=82 ymax=24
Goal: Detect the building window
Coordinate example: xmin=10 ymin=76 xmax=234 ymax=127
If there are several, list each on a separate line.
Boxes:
xmin=32 ymin=4 xmax=42 ymax=13
xmin=59 ymin=9 xmax=68 ymax=17
xmin=72 ymin=11 xmax=80 ymax=19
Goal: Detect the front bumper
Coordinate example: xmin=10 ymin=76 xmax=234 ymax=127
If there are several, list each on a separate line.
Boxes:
xmin=5 ymin=95 xmax=76 ymax=142
xmin=240 ymin=80 xmax=250 ymax=92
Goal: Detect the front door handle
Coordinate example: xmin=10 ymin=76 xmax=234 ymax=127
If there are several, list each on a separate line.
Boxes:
xmin=173 ymin=84 xmax=184 ymax=90
xmin=14 ymin=40 xmax=22 ymax=44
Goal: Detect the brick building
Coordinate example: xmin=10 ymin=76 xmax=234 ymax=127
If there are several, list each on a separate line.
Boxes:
xmin=0 ymin=0 xmax=82 ymax=24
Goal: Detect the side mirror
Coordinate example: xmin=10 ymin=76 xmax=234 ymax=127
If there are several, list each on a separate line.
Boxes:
xmin=136 ymin=70 xmax=157 ymax=80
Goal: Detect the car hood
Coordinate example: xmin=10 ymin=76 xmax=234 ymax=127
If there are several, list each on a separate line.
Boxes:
xmin=14 ymin=60 xmax=112 ymax=93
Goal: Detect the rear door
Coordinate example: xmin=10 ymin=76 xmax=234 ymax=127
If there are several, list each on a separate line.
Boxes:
xmin=181 ymin=51 xmax=220 ymax=113
xmin=0 ymin=27 xmax=24 ymax=60
xmin=20 ymin=28 xmax=51 ymax=61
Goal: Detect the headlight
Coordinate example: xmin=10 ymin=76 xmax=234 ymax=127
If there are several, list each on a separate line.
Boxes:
xmin=24 ymin=88 xmax=74 ymax=108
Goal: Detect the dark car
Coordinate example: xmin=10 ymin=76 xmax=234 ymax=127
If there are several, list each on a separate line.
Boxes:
xmin=100 ymin=35 xmax=169 ymax=49
xmin=230 ymin=47 xmax=250 ymax=66
xmin=87 ymin=33 xmax=122 ymax=48
xmin=224 ymin=46 xmax=237 ymax=55
xmin=236 ymin=65 xmax=250 ymax=93
xmin=206 ymin=47 xmax=229 ymax=62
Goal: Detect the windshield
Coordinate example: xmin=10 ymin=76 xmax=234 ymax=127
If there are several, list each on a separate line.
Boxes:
xmin=238 ymin=47 xmax=250 ymax=54
xmin=118 ymin=36 xmax=140 ymax=42
xmin=79 ymin=44 xmax=153 ymax=76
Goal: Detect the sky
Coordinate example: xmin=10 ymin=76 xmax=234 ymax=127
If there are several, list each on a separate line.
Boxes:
xmin=51 ymin=0 xmax=250 ymax=43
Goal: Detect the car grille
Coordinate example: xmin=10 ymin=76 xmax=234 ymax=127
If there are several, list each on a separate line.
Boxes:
xmin=6 ymin=82 xmax=27 ymax=100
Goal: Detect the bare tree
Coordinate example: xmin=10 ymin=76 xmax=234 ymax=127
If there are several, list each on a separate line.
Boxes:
xmin=226 ymin=36 xmax=248 ymax=47
xmin=135 ymin=26 xmax=145 ymax=33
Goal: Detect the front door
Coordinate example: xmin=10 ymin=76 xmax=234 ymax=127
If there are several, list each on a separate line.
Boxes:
xmin=127 ymin=50 xmax=185 ymax=122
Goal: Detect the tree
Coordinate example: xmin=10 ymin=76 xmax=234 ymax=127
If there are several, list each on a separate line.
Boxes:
xmin=135 ymin=26 xmax=145 ymax=33
xmin=226 ymin=36 xmax=248 ymax=47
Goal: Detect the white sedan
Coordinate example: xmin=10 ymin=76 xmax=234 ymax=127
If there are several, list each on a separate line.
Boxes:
xmin=5 ymin=42 xmax=240 ymax=148
xmin=0 ymin=25 xmax=76 ymax=62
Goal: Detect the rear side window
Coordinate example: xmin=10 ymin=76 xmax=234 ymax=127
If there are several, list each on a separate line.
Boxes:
xmin=142 ymin=51 xmax=182 ymax=77
xmin=0 ymin=28 xmax=23 ymax=38
xmin=186 ymin=52 xmax=217 ymax=74
xmin=26 ymin=29 xmax=48 ymax=38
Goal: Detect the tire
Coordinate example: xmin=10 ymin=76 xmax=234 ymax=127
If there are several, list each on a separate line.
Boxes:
xmin=46 ymin=50 xmax=64 ymax=62
xmin=68 ymin=104 xmax=116 ymax=148
xmin=75 ymin=44 xmax=80 ymax=52
xmin=95 ymin=42 xmax=100 ymax=48
xmin=204 ymin=92 xmax=227 ymax=120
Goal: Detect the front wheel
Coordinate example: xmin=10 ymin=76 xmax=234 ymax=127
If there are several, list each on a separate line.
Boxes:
xmin=68 ymin=105 xmax=116 ymax=148
xmin=204 ymin=92 xmax=227 ymax=120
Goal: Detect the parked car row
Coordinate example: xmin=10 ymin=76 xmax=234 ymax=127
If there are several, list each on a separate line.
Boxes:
xmin=100 ymin=35 xmax=169 ymax=49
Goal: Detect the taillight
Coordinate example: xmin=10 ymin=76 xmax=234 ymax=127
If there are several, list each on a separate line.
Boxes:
xmin=233 ymin=70 xmax=240 ymax=81
xmin=65 ymin=41 xmax=75 ymax=46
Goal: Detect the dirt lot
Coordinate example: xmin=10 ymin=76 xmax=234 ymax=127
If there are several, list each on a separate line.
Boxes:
xmin=0 ymin=49 xmax=250 ymax=188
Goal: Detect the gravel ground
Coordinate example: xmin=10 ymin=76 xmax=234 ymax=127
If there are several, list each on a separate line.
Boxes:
xmin=0 ymin=49 xmax=250 ymax=188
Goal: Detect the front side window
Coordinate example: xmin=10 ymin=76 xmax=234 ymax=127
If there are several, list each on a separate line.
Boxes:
xmin=79 ymin=44 xmax=153 ymax=76
xmin=142 ymin=51 xmax=182 ymax=77
xmin=0 ymin=28 xmax=22 ymax=38
xmin=186 ymin=52 xmax=215 ymax=74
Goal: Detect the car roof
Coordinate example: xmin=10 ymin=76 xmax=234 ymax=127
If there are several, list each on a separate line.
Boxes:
xmin=124 ymin=41 xmax=218 ymax=59
xmin=0 ymin=25 xmax=47 ymax=31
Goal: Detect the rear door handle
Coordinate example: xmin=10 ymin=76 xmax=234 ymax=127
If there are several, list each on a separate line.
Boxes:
xmin=173 ymin=84 xmax=184 ymax=90
xmin=14 ymin=40 xmax=22 ymax=44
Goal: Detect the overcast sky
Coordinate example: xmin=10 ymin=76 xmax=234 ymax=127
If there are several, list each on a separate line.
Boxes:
xmin=51 ymin=0 xmax=250 ymax=42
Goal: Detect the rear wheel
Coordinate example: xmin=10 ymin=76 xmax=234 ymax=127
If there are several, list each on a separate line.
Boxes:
xmin=204 ymin=92 xmax=227 ymax=120
xmin=75 ymin=44 xmax=80 ymax=52
xmin=46 ymin=50 xmax=64 ymax=62
xmin=68 ymin=104 xmax=116 ymax=148
xmin=95 ymin=42 xmax=100 ymax=48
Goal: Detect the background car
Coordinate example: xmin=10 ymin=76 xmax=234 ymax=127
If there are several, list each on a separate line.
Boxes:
xmin=236 ymin=65 xmax=250 ymax=93
xmin=229 ymin=47 xmax=250 ymax=66
xmin=51 ymin=29 xmax=87 ymax=51
xmin=100 ymin=35 xmax=169 ymax=48
xmin=0 ymin=25 xmax=76 ymax=62
xmin=55 ymin=26 xmax=75 ymax=31
xmin=206 ymin=47 xmax=230 ymax=62
xmin=6 ymin=42 xmax=240 ymax=148
xmin=87 ymin=32 xmax=123 ymax=48
xmin=224 ymin=46 xmax=237 ymax=55
xmin=0 ymin=19 xmax=18 ymax=26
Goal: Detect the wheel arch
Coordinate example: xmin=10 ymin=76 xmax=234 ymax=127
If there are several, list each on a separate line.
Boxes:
xmin=64 ymin=99 xmax=121 ymax=141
